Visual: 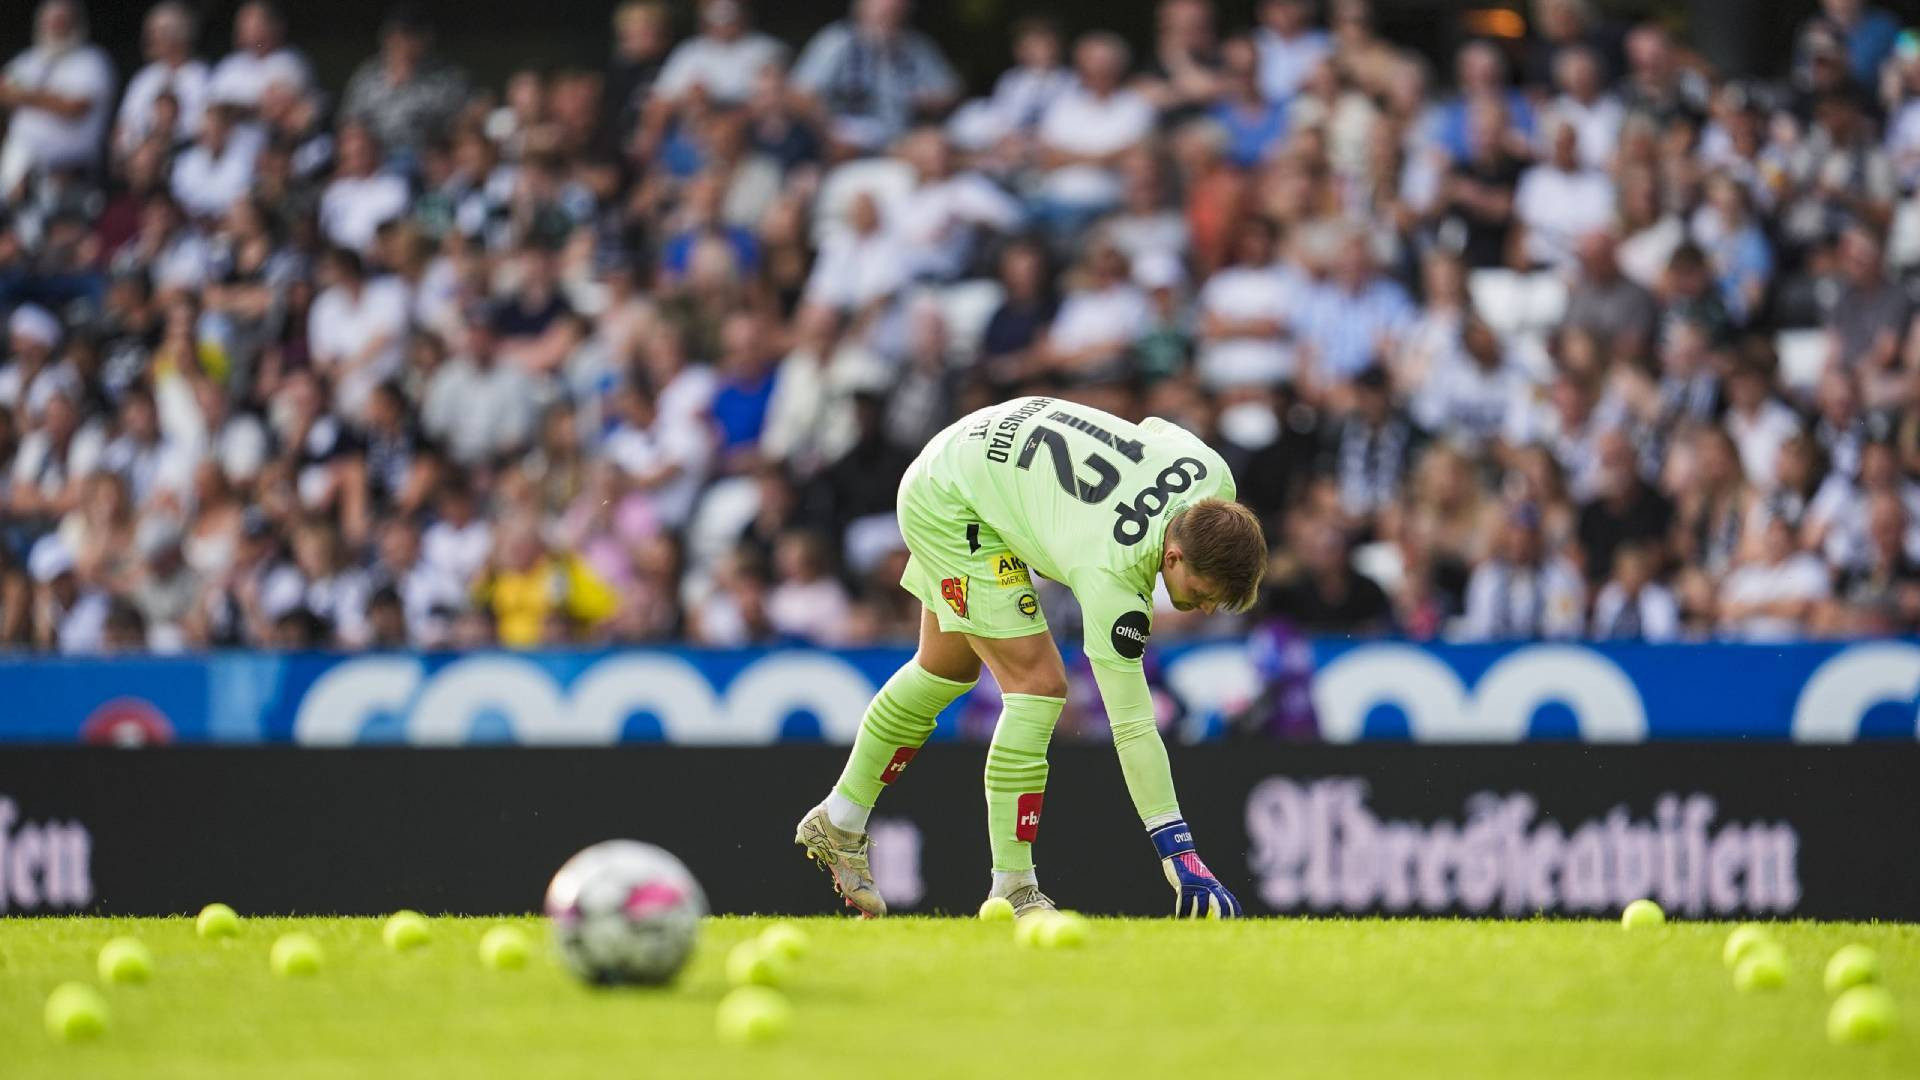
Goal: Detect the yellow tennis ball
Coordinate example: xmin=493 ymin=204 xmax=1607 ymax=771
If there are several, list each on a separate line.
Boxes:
xmin=44 ymin=982 xmax=109 ymax=1043
xmin=479 ymin=926 xmax=531 ymax=970
xmin=1824 ymin=945 xmax=1880 ymax=996
xmin=978 ymin=897 xmax=1016 ymax=922
xmin=1722 ymin=924 xmax=1770 ymax=969
xmin=1038 ymin=911 xmax=1089 ymax=949
xmin=270 ymin=932 xmax=324 ymax=977
xmin=196 ymin=902 xmax=240 ymax=940
xmin=716 ymin=986 xmax=792 ymax=1044
xmin=1828 ymin=985 xmax=1897 ymax=1045
xmin=726 ymin=941 xmax=786 ymax=988
xmin=759 ymin=923 xmax=810 ymax=963
xmin=383 ymin=911 xmax=431 ymax=952
xmin=1734 ymin=944 xmax=1788 ymax=992
xmin=1620 ymin=899 xmax=1665 ymax=930
xmin=97 ymin=937 xmax=153 ymax=985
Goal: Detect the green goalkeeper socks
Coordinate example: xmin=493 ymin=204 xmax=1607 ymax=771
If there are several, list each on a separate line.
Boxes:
xmin=830 ymin=662 xmax=977 ymax=827
xmin=984 ymin=693 xmax=1065 ymax=872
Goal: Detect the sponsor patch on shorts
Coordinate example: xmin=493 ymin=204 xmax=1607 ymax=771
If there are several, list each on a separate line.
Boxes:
xmin=986 ymin=552 xmax=1031 ymax=588
xmin=1017 ymin=592 xmax=1039 ymax=619
xmin=940 ymin=576 xmax=970 ymax=618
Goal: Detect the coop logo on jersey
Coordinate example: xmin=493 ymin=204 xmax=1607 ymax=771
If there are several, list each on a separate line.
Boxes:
xmin=0 ymin=797 xmax=93 ymax=912
xmin=1017 ymin=592 xmax=1039 ymax=619
xmin=1245 ymin=779 xmax=1801 ymax=917
xmin=1111 ymin=611 xmax=1151 ymax=660
xmin=1015 ymin=793 xmax=1045 ymax=842
xmin=987 ymin=552 xmax=1031 ymax=588
xmin=1112 ymin=457 xmax=1208 ymax=546
xmin=940 ymin=577 xmax=970 ymax=618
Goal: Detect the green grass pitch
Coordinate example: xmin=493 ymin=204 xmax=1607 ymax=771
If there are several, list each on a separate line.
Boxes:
xmin=2 ymin=915 xmax=1916 ymax=1078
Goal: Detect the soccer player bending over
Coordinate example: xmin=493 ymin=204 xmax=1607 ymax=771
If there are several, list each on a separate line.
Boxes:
xmin=797 ymin=395 xmax=1266 ymax=919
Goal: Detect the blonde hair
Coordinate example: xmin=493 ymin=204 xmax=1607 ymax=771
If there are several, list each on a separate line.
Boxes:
xmin=1169 ymin=497 xmax=1268 ymax=612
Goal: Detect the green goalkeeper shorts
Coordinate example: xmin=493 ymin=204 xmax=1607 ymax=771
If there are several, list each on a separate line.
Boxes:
xmin=896 ymin=469 xmax=1051 ymax=641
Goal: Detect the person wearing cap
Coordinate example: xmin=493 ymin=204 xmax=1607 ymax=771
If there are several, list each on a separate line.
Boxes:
xmin=340 ymin=6 xmax=470 ymax=159
xmin=0 ymin=0 xmax=116 ymax=197
xmin=27 ymin=532 xmax=109 ymax=653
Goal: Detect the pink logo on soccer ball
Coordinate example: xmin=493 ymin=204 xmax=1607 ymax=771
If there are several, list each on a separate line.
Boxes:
xmin=624 ymin=882 xmax=685 ymax=919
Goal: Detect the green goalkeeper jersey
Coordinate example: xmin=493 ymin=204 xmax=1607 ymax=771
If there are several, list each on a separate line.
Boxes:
xmin=901 ymin=395 xmax=1237 ymax=672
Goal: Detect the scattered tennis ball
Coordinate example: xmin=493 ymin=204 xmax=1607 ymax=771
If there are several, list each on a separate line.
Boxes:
xmin=270 ymin=932 xmax=324 ymax=977
xmin=1620 ymin=899 xmax=1665 ymax=930
xmin=382 ymin=911 xmax=431 ymax=952
xmin=1015 ymin=912 xmax=1056 ymax=948
xmin=196 ymin=903 xmax=240 ymax=940
xmin=1734 ymin=944 xmax=1788 ymax=992
xmin=978 ymin=897 xmax=1016 ymax=922
xmin=478 ymin=926 xmax=530 ymax=970
xmin=759 ymin=922 xmax=810 ymax=963
xmin=726 ymin=941 xmax=786 ymax=988
xmin=96 ymin=937 xmax=153 ymax=985
xmin=1825 ymin=944 xmax=1880 ymax=996
xmin=716 ymin=986 xmax=792 ymax=1044
xmin=1828 ymin=985 xmax=1897 ymax=1045
xmin=1038 ymin=911 xmax=1089 ymax=949
xmin=1722 ymin=924 xmax=1771 ymax=969
xmin=44 ymin=982 xmax=108 ymax=1042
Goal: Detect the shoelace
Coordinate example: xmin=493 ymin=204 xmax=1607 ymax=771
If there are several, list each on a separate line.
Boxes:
xmin=1003 ymin=885 xmax=1052 ymax=911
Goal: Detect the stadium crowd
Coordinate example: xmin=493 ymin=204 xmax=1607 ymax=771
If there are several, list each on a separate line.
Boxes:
xmin=3 ymin=0 xmax=1920 ymax=656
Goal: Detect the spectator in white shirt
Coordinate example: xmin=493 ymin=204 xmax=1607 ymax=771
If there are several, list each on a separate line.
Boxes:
xmin=1195 ymin=216 xmax=1303 ymax=389
xmin=1722 ymin=357 xmax=1802 ymax=490
xmin=420 ymin=480 xmax=492 ymax=590
xmin=1719 ymin=503 xmax=1831 ymax=641
xmin=1589 ymin=541 xmax=1681 ymax=640
xmin=1513 ymin=120 xmax=1616 ymax=273
xmin=206 ymin=0 xmax=310 ymax=111
xmin=115 ymin=2 xmax=209 ymax=158
xmin=1540 ymin=46 xmax=1622 ymax=170
xmin=1039 ymin=240 xmax=1150 ymax=380
xmin=1035 ymin=33 xmax=1155 ymax=231
xmin=1253 ymin=0 xmax=1330 ymax=103
xmin=803 ymin=191 xmax=908 ymax=316
xmin=308 ymin=247 xmax=411 ymax=421
xmin=0 ymin=0 xmax=116 ymax=196
xmin=652 ymin=0 xmax=786 ymax=108
xmin=890 ymin=127 xmax=1024 ymax=282
xmin=1416 ymin=317 xmax=1530 ymax=452
xmin=766 ymin=530 xmax=854 ymax=645
xmin=169 ymin=103 xmax=259 ymax=220
xmin=318 ymin=121 xmax=411 ymax=254
xmin=946 ymin=15 xmax=1074 ymax=153
xmin=421 ymin=323 xmax=541 ymax=467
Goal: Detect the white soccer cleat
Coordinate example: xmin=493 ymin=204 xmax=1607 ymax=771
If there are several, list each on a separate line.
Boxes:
xmin=994 ymin=883 xmax=1057 ymax=920
xmin=794 ymin=804 xmax=887 ymax=917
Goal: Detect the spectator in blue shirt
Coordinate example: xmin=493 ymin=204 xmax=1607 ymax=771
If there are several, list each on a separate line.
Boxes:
xmin=1296 ymin=228 xmax=1416 ymax=385
xmin=1209 ymin=37 xmax=1289 ymax=168
xmin=790 ymin=0 xmax=960 ymax=155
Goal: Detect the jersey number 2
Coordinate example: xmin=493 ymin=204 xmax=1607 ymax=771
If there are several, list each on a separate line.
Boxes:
xmin=1017 ymin=428 xmax=1119 ymax=504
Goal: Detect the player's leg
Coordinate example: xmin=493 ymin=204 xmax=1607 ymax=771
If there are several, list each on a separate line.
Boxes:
xmin=826 ymin=606 xmax=979 ymax=828
xmin=965 ymin=628 xmax=1067 ymax=917
xmin=796 ymin=608 xmax=979 ymax=916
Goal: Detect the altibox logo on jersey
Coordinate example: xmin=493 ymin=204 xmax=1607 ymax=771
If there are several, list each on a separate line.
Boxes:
xmin=0 ymin=797 xmax=93 ymax=912
xmin=1244 ymin=778 xmax=1800 ymax=917
xmin=1111 ymin=611 xmax=1151 ymax=660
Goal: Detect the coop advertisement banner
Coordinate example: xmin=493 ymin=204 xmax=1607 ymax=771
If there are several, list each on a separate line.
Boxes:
xmin=0 ymin=746 xmax=1912 ymax=920
xmin=3 ymin=639 xmax=1920 ymax=745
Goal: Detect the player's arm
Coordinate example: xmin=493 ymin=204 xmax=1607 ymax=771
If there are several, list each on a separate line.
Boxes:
xmin=1078 ymin=574 xmax=1243 ymax=919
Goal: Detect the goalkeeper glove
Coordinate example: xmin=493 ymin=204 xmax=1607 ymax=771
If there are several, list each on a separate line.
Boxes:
xmin=1150 ymin=819 xmax=1243 ymax=919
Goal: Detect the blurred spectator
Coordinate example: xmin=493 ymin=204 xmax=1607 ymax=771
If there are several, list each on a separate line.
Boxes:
xmin=1589 ymin=541 xmax=1680 ymax=640
xmin=1034 ymin=33 xmax=1154 ymax=238
xmin=791 ymin=0 xmax=959 ymax=154
xmin=115 ymin=2 xmax=208 ymax=158
xmin=653 ymin=0 xmax=785 ymax=110
xmin=1253 ymin=0 xmax=1331 ymax=104
xmin=1576 ymin=431 xmax=1673 ymax=588
xmin=1195 ymin=216 xmax=1298 ymax=390
xmin=766 ymin=529 xmax=853 ymax=644
xmin=0 ymin=0 xmax=115 ymax=197
xmin=1459 ymin=504 xmax=1586 ymax=640
xmin=1514 ymin=120 xmax=1616 ymax=271
xmin=206 ymin=1 xmax=311 ymax=112
xmin=474 ymin=514 xmax=616 ymax=646
xmin=948 ymin=16 xmax=1072 ymax=155
xmin=1265 ymin=512 xmax=1390 ymax=634
xmin=1209 ymin=37 xmax=1288 ymax=170
xmin=1294 ymin=228 xmax=1414 ymax=386
xmin=340 ymin=7 xmax=469 ymax=157
xmin=1718 ymin=501 xmax=1830 ymax=642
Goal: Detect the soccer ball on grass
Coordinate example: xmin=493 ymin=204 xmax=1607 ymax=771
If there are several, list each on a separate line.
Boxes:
xmin=545 ymin=840 xmax=705 ymax=986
